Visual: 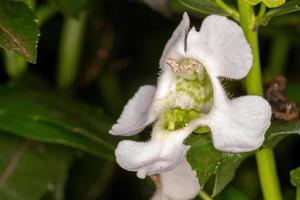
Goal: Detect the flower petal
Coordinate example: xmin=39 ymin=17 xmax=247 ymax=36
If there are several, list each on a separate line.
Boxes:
xmin=204 ymin=94 xmax=271 ymax=152
xmin=115 ymin=124 xmax=196 ymax=178
xmin=156 ymin=158 xmax=200 ymax=200
xmin=151 ymin=189 xmax=169 ymax=200
xmin=186 ymin=15 xmax=253 ymax=79
xmin=109 ymin=85 xmax=157 ymax=136
xmin=159 ymin=12 xmax=190 ymax=70
xmin=155 ymin=67 xmax=176 ymax=100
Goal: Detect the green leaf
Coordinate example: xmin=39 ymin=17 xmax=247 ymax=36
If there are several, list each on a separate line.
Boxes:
xmin=0 ymin=0 xmax=40 ymax=63
xmin=0 ymin=85 xmax=115 ymax=160
xmin=177 ymin=0 xmax=227 ymax=15
xmin=216 ymin=187 xmax=251 ymax=200
xmin=187 ymin=120 xmax=300 ymax=196
xmin=0 ymin=132 xmax=74 ymax=200
xmin=257 ymin=0 xmax=300 ymax=25
xmin=186 ymin=134 xmax=249 ymax=196
xmin=290 ymin=167 xmax=300 ymax=187
xmin=243 ymin=0 xmax=262 ymax=6
xmin=212 ymin=153 xmax=249 ymax=197
xmin=264 ymin=120 xmax=300 ymax=148
xmin=263 ymin=0 xmax=286 ymax=8
xmin=50 ymin=0 xmax=90 ymax=17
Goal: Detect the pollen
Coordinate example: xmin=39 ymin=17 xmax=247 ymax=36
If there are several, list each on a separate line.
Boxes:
xmin=166 ymin=58 xmax=203 ymax=75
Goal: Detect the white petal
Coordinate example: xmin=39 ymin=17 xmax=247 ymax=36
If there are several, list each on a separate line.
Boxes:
xmin=115 ymin=124 xmax=196 ymax=178
xmin=158 ymin=159 xmax=200 ymax=200
xmin=159 ymin=13 xmax=190 ymax=70
xmin=186 ymin=15 xmax=253 ymax=79
xmin=155 ymin=67 xmax=176 ymax=100
xmin=204 ymin=94 xmax=271 ymax=152
xmin=109 ymin=85 xmax=157 ymax=136
xmin=151 ymin=189 xmax=170 ymax=200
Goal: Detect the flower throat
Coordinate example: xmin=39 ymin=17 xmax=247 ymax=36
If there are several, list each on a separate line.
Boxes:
xmin=163 ymin=58 xmax=213 ymax=131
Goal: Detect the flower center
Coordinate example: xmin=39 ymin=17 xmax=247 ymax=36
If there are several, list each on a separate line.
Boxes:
xmin=166 ymin=58 xmax=204 ymax=79
xmin=162 ymin=58 xmax=213 ymax=131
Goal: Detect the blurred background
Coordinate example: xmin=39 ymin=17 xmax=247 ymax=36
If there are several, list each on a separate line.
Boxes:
xmin=0 ymin=0 xmax=299 ymax=199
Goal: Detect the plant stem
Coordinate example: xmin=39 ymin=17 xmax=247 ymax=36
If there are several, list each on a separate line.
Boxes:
xmin=4 ymin=51 xmax=27 ymax=80
xmin=198 ymin=190 xmax=213 ymax=200
xmin=297 ymin=187 xmax=300 ymax=200
xmin=238 ymin=0 xmax=263 ymax=95
xmin=214 ymin=0 xmax=240 ymax=21
xmin=257 ymin=3 xmax=266 ymax=18
xmin=264 ymin=33 xmax=290 ymax=82
xmin=237 ymin=1 xmax=282 ymax=200
xmin=255 ymin=148 xmax=282 ymax=200
xmin=57 ymin=11 xmax=87 ymax=89
xmin=36 ymin=3 xmax=58 ymax=25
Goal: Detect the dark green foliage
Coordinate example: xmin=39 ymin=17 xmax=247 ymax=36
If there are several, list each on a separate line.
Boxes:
xmin=0 ymin=85 xmax=115 ymax=160
xmin=0 ymin=0 xmax=39 ymax=63
xmin=0 ymin=132 xmax=74 ymax=200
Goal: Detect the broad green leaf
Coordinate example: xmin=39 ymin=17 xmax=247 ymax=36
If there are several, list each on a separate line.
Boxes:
xmin=290 ymin=167 xmax=300 ymax=187
xmin=186 ymin=134 xmax=249 ymax=196
xmin=187 ymin=120 xmax=300 ymax=196
xmin=216 ymin=187 xmax=251 ymax=200
xmin=263 ymin=0 xmax=286 ymax=8
xmin=50 ymin=0 xmax=90 ymax=17
xmin=257 ymin=0 xmax=300 ymax=25
xmin=177 ymin=0 xmax=227 ymax=15
xmin=264 ymin=120 xmax=300 ymax=148
xmin=212 ymin=153 xmax=249 ymax=197
xmin=0 ymin=85 xmax=115 ymax=160
xmin=243 ymin=0 xmax=262 ymax=6
xmin=0 ymin=0 xmax=39 ymax=63
xmin=0 ymin=132 xmax=74 ymax=200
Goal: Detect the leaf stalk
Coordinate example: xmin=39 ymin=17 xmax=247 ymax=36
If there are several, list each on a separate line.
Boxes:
xmin=237 ymin=1 xmax=282 ymax=200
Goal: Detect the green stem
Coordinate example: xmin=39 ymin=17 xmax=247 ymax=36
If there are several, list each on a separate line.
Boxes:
xmin=198 ymin=190 xmax=213 ymax=200
xmin=36 ymin=3 xmax=58 ymax=25
xmin=263 ymin=33 xmax=290 ymax=82
xmin=257 ymin=3 xmax=267 ymax=18
xmin=238 ymin=1 xmax=282 ymax=200
xmin=238 ymin=0 xmax=263 ymax=95
xmin=297 ymin=187 xmax=300 ymax=200
xmin=57 ymin=11 xmax=87 ymax=89
xmin=214 ymin=0 xmax=240 ymax=21
xmin=4 ymin=51 xmax=27 ymax=80
xmin=255 ymin=148 xmax=282 ymax=200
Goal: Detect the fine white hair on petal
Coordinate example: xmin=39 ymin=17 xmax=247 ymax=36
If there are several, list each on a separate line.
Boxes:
xmin=156 ymin=158 xmax=200 ymax=200
xmin=115 ymin=123 xmax=197 ymax=178
xmin=186 ymin=15 xmax=253 ymax=80
xmin=155 ymin=67 xmax=177 ymax=100
xmin=159 ymin=12 xmax=190 ymax=70
xmin=109 ymin=85 xmax=157 ymax=136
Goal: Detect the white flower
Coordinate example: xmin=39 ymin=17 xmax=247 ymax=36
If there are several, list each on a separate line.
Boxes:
xmin=110 ymin=13 xmax=271 ymax=180
xmin=151 ymin=159 xmax=200 ymax=200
